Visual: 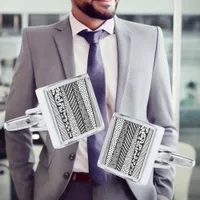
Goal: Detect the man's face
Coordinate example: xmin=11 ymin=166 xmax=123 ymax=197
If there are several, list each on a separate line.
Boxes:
xmin=72 ymin=0 xmax=119 ymax=20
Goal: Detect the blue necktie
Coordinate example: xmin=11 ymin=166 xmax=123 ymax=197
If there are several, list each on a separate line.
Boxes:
xmin=78 ymin=30 xmax=110 ymax=184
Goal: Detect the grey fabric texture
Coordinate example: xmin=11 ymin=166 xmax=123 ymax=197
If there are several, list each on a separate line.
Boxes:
xmin=5 ymin=16 xmax=177 ymax=200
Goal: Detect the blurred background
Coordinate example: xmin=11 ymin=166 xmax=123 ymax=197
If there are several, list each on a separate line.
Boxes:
xmin=0 ymin=0 xmax=200 ymax=199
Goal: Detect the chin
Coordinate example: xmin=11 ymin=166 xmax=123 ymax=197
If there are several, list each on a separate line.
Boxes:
xmin=94 ymin=13 xmax=115 ymax=20
xmin=88 ymin=7 xmax=116 ymax=20
xmin=77 ymin=1 xmax=117 ymax=20
xmin=93 ymin=3 xmax=117 ymax=19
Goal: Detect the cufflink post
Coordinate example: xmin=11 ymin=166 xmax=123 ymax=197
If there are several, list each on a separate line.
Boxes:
xmin=4 ymin=107 xmax=45 ymax=132
xmin=155 ymin=147 xmax=195 ymax=168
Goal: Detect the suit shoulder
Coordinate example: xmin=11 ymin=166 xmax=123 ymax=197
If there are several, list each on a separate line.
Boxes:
xmin=117 ymin=17 xmax=158 ymax=38
xmin=20 ymin=19 xmax=66 ymax=50
xmin=22 ymin=21 xmax=57 ymax=37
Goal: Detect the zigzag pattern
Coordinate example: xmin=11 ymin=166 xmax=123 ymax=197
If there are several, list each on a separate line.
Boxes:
xmin=105 ymin=118 xmax=124 ymax=166
xmin=114 ymin=122 xmax=137 ymax=170
xmin=64 ymin=82 xmax=86 ymax=134
xmin=47 ymin=90 xmax=70 ymax=141
xmin=120 ymin=123 xmax=141 ymax=174
xmin=61 ymin=86 xmax=80 ymax=138
xmin=115 ymin=121 xmax=130 ymax=171
xmin=77 ymin=79 xmax=97 ymax=129
xmin=108 ymin=120 xmax=136 ymax=169
xmin=72 ymin=81 xmax=93 ymax=132
xmin=130 ymin=128 xmax=154 ymax=178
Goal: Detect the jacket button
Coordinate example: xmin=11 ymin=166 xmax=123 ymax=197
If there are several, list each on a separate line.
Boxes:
xmin=69 ymin=153 xmax=75 ymax=160
xmin=63 ymin=172 xmax=70 ymax=180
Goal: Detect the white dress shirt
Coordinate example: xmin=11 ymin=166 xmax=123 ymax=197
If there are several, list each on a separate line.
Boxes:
xmin=69 ymin=13 xmax=118 ymax=172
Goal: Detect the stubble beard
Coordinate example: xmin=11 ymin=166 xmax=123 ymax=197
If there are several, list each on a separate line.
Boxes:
xmin=76 ymin=0 xmax=118 ymax=20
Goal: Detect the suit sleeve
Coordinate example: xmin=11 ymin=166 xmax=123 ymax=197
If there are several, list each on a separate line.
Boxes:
xmin=147 ymin=26 xmax=178 ymax=200
xmin=5 ymin=28 xmax=37 ymax=200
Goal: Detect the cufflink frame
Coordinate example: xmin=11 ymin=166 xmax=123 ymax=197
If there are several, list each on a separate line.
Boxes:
xmin=4 ymin=106 xmax=45 ymax=132
xmin=98 ymin=113 xmax=195 ymax=185
xmin=4 ymin=74 xmax=105 ymax=149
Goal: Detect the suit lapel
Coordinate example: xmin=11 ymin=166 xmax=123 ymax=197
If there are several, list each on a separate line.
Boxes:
xmin=114 ymin=17 xmax=132 ymax=112
xmin=53 ymin=17 xmax=75 ymax=79
xmin=53 ymin=16 xmax=132 ymax=114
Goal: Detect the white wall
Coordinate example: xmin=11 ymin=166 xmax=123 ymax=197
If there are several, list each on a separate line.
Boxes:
xmin=0 ymin=0 xmax=71 ymax=14
xmin=0 ymin=0 xmax=200 ymax=15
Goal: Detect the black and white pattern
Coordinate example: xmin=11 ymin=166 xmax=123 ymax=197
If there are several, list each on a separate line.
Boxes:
xmin=101 ymin=117 xmax=154 ymax=180
xmin=61 ymin=86 xmax=80 ymax=138
xmin=104 ymin=118 xmax=124 ymax=166
xmin=46 ymin=78 xmax=97 ymax=142
xmin=120 ymin=124 xmax=141 ymax=174
xmin=108 ymin=120 xmax=131 ymax=170
xmin=47 ymin=87 xmax=71 ymax=141
xmin=130 ymin=128 xmax=154 ymax=178
xmin=77 ymin=79 xmax=97 ymax=129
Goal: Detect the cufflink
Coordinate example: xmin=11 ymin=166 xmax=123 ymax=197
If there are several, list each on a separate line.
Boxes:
xmin=4 ymin=106 xmax=45 ymax=132
xmin=4 ymin=74 xmax=104 ymax=149
xmin=156 ymin=145 xmax=195 ymax=168
xmin=98 ymin=113 xmax=195 ymax=185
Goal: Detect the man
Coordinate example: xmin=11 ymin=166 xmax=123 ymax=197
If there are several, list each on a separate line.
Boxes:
xmin=5 ymin=0 xmax=178 ymax=200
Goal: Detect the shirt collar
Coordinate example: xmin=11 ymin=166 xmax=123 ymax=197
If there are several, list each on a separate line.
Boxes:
xmin=69 ymin=12 xmax=115 ymax=37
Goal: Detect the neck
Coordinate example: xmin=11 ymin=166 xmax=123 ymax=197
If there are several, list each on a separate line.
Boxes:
xmin=72 ymin=6 xmax=105 ymax=30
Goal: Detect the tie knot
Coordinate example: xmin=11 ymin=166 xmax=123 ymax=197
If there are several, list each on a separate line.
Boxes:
xmin=78 ymin=30 xmax=104 ymax=44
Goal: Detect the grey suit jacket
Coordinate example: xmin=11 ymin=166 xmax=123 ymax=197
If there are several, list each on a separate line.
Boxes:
xmin=5 ymin=16 xmax=178 ymax=200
